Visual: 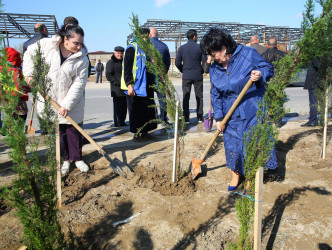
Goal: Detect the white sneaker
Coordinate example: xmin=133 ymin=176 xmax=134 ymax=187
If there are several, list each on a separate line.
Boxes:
xmin=75 ymin=160 xmax=89 ymax=172
xmin=61 ymin=161 xmax=70 ymax=175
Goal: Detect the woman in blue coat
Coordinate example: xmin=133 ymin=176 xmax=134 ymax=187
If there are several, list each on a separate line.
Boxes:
xmin=200 ymin=27 xmax=278 ymax=191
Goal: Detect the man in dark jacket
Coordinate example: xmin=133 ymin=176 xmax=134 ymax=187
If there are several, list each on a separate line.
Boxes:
xmin=302 ymin=59 xmax=320 ymax=127
xmin=106 ymin=46 xmax=128 ymax=127
xmin=261 ymin=38 xmax=286 ymax=64
xmin=175 ymin=29 xmax=204 ymax=124
xmin=249 ymin=35 xmax=267 ymax=55
xmin=150 ymin=27 xmax=171 ymax=124
xmin=23 ymin=23 xmax=48 ymax=55
xmin=96 ymin=59 xmax=104 ymax=83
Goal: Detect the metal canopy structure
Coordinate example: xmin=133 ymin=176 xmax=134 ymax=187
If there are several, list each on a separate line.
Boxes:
xmin=128 ymin=19 xmax=303 ymax=51
xmin=0 ymin=13 xmax=59 ymax=40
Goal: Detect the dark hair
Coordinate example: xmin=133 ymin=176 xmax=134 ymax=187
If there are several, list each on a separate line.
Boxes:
xmin=187 ymin=29 xmax=197 ymax=40
xmin=141 ymin=28 xmax=150 ymax=35
xmin=200 ymin=27 xmax=237 ymax=55
xmin=34 ymin=23 xmax=46 ymax=33
xmin=64 ymin=16 xmax=79 ymax=26
xmin=57 ymin=24 xmax=84 ymax=41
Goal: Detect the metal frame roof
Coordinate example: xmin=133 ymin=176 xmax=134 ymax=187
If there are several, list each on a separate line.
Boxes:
xmin=0 ymin=13 xmax=59 ymax=39
xmin=128 ymin=19 xmax=303 ymax=50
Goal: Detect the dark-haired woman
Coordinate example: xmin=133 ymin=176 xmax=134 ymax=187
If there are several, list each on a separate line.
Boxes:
xmin=200 ymin=28 xmax=278 ymax=191
xmin=23 ymin=24 xmax=89 ymax=175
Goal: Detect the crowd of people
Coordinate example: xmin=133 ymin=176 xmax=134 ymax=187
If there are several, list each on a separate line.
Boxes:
xmin=2 ymin=17 xmax=321 ymax=190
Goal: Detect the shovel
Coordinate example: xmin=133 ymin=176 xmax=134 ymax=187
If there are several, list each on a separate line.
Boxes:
xmin=191 ymin=79 xmax=254 ymax=179
xmin=204 ymin=84 xmax=213 ymax=132
xmin=45 ymin=95 xmax=134 ymax=179
xmin=26 ymin=97 xmax=36 ymax=134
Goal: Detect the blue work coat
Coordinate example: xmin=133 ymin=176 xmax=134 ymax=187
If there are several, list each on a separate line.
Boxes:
xmin=209 ymin=44 xmax=277 ymax=174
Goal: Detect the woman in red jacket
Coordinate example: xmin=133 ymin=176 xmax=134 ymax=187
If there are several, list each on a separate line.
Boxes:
xmin=1 ymin=47 xmax=30 ymax=123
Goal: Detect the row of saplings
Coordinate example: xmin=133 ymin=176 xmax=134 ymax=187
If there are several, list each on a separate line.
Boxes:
xmin=0 ymin=0 xmax=331 ymax=248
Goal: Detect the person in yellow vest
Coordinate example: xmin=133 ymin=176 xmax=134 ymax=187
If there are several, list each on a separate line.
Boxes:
xmin=121 ymin=28 xmax=157 ymax=138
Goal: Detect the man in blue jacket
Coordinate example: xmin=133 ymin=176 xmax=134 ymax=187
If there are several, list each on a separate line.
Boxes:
xmin=150 ymin=27 xmax=170 ymax=124
xmin=175 ymin=29 xmax=204 ymax=124
xmin=23 ymin=23 xmax=48 ymax=55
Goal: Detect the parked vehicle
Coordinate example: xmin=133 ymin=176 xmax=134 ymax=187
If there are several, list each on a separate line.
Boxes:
xmin=90 ymin=65 xmax=96 ymax=75
xmin=288 ymin=68 xmax=307 ymax=87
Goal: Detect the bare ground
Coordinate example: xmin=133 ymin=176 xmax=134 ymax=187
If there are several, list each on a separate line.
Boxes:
xmin=0 ymin=120 xmax=332 ymax=249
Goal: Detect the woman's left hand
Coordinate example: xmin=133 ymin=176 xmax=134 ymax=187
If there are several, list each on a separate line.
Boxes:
xmin=250 ymin=70 xmax=261 ymax=82
xmin=59 ymin=107 xmax=68 ymax=117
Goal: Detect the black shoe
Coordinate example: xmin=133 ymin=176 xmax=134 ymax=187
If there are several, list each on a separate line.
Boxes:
xmin=119 ymin=122 xmax=128 ymax=127
xmin=140 ymin=133 xmax=155 ymax=140
xmin=180 ymin=117 xmax=190 ymax=124
xmin=197 ymin=117 xmax=203 ymax=124
xmin=301 ymin=121 xmax=317 ymax=127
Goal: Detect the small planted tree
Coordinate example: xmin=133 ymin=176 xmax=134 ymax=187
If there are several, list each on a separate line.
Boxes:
xmin=129 ymin=14 xmax=186 ymax=180
xmin=301 ymin=0 xmax=332 ymax=159
xmin=229 ymin=0 xmax=331 ymax=248
xmin=315 ymin=55 xmax=332 ymax=159
xmin=0 ymin=40 xmax=69 ymax=249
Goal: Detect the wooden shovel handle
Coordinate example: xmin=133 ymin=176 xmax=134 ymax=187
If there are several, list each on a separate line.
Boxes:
xmin=209 ymin=83 xmax=211 ymax=112
xmin=28 ymin=97 xmax=36 ymax=126
xmin=45 ymin=95 xmax=106 ymax=156
xmin=199 ymin=79 xmax=253 ymax=162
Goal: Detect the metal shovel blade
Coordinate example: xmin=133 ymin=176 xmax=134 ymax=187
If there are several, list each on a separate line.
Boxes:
xmin=191 ymin=157 xmax=202 ymax=179
xmin=110 ymin=157 xmax=134 ymax=179
xmin=26 ymin=125 xmax=35 ymax=135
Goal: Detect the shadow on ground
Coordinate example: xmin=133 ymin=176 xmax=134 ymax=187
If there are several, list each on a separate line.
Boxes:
xmin=262 ymin=186 xmax=331 ymax=249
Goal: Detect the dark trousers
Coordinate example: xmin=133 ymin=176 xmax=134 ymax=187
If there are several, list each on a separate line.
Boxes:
xmin=308 ymin=89 xmax=318 ymax=125
xmin=59 ymin=124 xmax=82 ymax=161
xmin=96 ymin=72 xmax=102 ymax=83
xmin=113 ymin=96 xmax=127 ymax=126
xmin=127 ymin=95 xmax=133 ymax=117
xmin=182 ymin=79 xmax=203 ymax=119
xmin=156 ymin=91 xmax=167 ymax=122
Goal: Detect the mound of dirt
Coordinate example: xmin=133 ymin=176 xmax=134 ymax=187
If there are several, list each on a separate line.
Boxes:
xmin=0 ymin=121 xmax=332 ymax=249
xmin=133 ymin=165 xmax=196 ymax=196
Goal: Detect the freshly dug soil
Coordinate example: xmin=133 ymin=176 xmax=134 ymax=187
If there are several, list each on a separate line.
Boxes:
xmin=0 ymin=121 xmax=331 ymax=249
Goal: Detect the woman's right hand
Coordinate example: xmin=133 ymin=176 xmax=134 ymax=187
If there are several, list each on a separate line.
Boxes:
xmin=127 ymin=84 xmax=136 ymax=97
xmin=25 ymin=76 xmax=33 ymax=85
xmin=58 ymin=107 xmax=68 ymax=117
xmin=216 ymin=121 xmax=225 ymax=132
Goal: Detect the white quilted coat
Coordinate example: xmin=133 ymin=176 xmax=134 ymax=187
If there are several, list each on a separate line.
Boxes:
xmin=23 ymin=35 xmax=89 ymax=125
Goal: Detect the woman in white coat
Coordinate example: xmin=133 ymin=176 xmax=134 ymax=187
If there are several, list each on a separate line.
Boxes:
xmin=23 ymin=24 xmax=89 ymax=174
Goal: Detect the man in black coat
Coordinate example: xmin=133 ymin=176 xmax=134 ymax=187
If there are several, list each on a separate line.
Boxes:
xmin=175 ymin=29 xmax=204 ymax=124
xmin=23 ymin=23 xmax=48 ymax=55
xmin=302 ymin=59 xmax=320 ymax=127
xmin=150 ymin=27 xmax=171 ymax=124
xmin=96 ymin=59 xmax=104 ymax=83
xmin=106 ymin=46 xmax=128 ymax=127
xmin=261 ymin=38 xmax=286 ymax=64
xmin=249 ymin=35 xmax=267 ymax=55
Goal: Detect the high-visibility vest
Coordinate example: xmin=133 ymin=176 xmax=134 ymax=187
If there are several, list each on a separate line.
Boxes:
xmin=120 ymin=42 xmax=147 ymax=97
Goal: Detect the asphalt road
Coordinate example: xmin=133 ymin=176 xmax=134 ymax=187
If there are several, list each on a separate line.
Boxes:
xmin=23 ymin=79 xmax=309 ymax=132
